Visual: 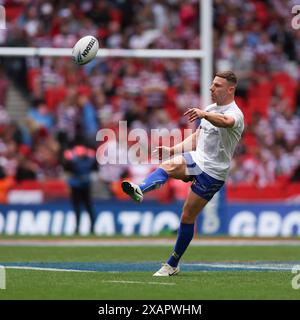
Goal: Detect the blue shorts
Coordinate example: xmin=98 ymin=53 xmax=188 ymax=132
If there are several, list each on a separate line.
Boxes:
xmin=182 ymin=152 xmax=224 ymax=201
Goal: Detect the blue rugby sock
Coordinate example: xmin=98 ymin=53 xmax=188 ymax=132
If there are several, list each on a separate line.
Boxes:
xmin=139 ymin=168 xmax=169 ymax=193
xmin=167 ymin=223 xmax=194 ymax=267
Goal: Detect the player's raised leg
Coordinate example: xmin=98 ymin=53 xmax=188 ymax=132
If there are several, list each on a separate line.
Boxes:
xmin=121 ymin=155 xmax=189 ymax=202
xmin=153 ymin=190 xmax=208 ymax=276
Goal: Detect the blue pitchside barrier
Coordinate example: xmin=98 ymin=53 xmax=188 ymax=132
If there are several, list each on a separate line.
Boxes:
xmin=0 ymin=187 xmax=300 ymax=236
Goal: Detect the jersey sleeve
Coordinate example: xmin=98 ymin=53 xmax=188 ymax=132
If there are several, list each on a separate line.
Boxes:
xmin=224 ymin=109 xmax=244 ymax=129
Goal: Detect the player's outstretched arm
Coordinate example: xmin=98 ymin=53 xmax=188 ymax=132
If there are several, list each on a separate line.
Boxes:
xmin=184 ymin=108 xmax=235 ymax=128
xmin=153 ymin=130 xmax=199 ymax=160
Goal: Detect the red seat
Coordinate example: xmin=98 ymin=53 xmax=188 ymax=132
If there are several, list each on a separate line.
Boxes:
xmin=5 ymin=5 xmax=24 ymax=21
xmin=247 ymin=96 xmax=270 ymax=118
xmin=14 ymin=181 xmax=42 ymax=190
xmin=45 ymin=86 xmax=67 ymax=111
xmin=248 ymin=81 xmax=273 ymax=101
xmin=227 ymin=181 xmax=298 ymax=201
xmin=43 ymin=180 xmax=70 ymax=199
xmin=27 ymin=68 xmax=40 ymax=92
xmin=271 ymin=72 xmax=297 ymax=109
xmin=236 ymin=97 xmax=253 ymax=124
xmin=242 ymin=132 xmax=257 ymax=148
xmin=285 ymin=183 xmax=300 ymax=198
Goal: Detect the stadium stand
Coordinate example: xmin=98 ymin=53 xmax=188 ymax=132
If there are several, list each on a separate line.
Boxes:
xmin=0 ymin=0 xmax=299 ymax=203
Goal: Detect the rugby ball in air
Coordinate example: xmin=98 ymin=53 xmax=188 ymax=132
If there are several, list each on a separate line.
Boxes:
xmin=72 ymin=35 xmax=99 ymax=65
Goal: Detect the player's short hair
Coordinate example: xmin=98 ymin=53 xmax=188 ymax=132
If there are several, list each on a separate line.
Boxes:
xmin=215 ymin=71 xmax=238 ymax=86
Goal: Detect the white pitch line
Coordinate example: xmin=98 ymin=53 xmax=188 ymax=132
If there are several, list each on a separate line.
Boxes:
xmin=101 ymin=280 xmax=175 ymax=286
xmin=184 ymin=263 xmax=293 ymax=271
xmin=5 ymin=266 xmax=96 ymax=273
xmin=1 ymin=239 xmax=300 ymax=247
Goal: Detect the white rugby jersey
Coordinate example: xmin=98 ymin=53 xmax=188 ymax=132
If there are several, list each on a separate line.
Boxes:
xmin=190 ymin=101 xmax=244 ymax=181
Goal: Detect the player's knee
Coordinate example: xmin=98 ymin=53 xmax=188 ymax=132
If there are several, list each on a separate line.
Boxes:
xmin=160 ymin=163 xmax=185 ymax=179
xmin=160 ymin=162 xmax=182 ymax=176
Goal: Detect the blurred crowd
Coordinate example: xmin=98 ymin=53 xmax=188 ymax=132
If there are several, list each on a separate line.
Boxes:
xmin=0 ymin=0 xmax=300 ymax=201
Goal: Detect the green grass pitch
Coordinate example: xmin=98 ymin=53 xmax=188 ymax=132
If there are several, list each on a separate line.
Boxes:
xmin=0 ymin=243 xmax=300 ymax=300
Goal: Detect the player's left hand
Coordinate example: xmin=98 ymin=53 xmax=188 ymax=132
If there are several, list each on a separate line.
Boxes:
xmin=184 ymin=108 xmax=206 ymax=122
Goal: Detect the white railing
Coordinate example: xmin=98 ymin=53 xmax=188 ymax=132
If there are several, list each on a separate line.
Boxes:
xmin=0 ymin=47 xmax=204 ymax=59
